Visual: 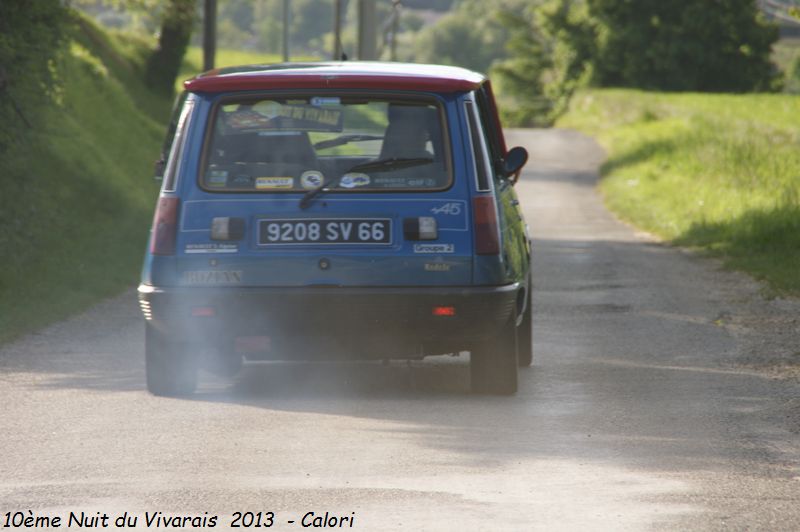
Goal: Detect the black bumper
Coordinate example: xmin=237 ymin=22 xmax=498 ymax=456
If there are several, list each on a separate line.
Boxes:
xmin=138 ymin=283 xmax=520 ymax=359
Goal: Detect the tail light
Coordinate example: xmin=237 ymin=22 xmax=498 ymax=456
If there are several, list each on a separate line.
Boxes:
xmin=150 ymin=197 xmax=180 ymax=255
xmin=473 ymin=196 xmax=500 ymax=255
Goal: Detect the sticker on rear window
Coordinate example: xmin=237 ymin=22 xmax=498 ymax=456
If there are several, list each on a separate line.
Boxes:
xmin=207 ymin=169 xmax=228 ymax=187
xmin=340 ymin=173 xmax=370 ymax=189
xmin=255 ymin=176 xmax=294 ymax=189
xmin=372 ymin=176 xmax=434 ymax=188
xmin=310 ymin=97 xmax=341 ymax=107
xmin=300 ymin=171 xmax=324 ymax=190
xmin=224 ymin=103 xmax=344 ymax=133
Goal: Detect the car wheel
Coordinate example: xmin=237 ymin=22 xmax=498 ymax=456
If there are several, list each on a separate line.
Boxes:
xmin=470 ymin=315 xmax=518 ymax=395
xmin=145 ymin=324 xmax=197 ymax=396
xmin=518 ymin=286 xmax=533 ymax=367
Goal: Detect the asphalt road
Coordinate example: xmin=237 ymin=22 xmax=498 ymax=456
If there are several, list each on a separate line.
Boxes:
xmin=1 ymin=129 xmax=799 ymax=531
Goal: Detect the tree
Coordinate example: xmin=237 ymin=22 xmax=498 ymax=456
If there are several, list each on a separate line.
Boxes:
xmin=586 ymin=0 xmax=779 ymax=92
xmin=492 ymin=0 xmax=595 ymax=125
xmin=145 ymin=0 xmax=196 ymax=95
xmin=290 ymin=0 xmax=332 ymax=53
xmin=491 ymin=8 xmax=553 ymax=125
xmin=412 ymin=0 xmax=520 ymax=73
xmin=0 ymin=0 xmax=67 ymax=150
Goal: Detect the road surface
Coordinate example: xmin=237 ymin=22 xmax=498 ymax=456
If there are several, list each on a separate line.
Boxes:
xmin=1 ymin=129 xmax=799 ymax=531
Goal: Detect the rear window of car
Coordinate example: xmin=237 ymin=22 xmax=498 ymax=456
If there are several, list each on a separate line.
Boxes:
xmin=199 ymin=94 xmax=452 ymax=193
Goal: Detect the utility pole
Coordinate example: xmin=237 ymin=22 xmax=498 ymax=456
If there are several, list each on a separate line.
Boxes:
xmin=390 ymin=0 xmax=400 ymax=61
xmin=202 ymin=0 xmax=217 ymax=71
xmin=282 ymin=0 xmax=290 ymax=62
xmin=357 ymin=0 xmax=377 ymax=60
xmin=333 ymin=0 xmax=343 ymax=60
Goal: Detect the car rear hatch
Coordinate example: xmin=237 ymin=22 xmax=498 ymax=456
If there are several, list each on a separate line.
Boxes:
xmin=170 ymin=91 xmax=474 ymax=288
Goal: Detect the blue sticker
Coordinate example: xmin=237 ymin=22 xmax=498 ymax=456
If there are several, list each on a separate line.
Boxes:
xmin=311 ymin=97 xmax=341 ymax=107
xmin=340 ymin=173 xmax=370 ymax=189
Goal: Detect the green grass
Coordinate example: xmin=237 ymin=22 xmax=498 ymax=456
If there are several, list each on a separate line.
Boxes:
xmin=558 ymin=89 xmax=800 ymax=295
xmin=0 ymin=13 xmax=170 ymax=344
xmin=176 ymin=47 xmax=319 ymax=92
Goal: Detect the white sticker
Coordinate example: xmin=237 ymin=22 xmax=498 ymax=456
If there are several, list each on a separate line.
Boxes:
xmin=340 ymin=173 xmax=370 ymax=189
xmin=414 ymin=243 xmax=455 ymax=254
xmin=373 ymin=176 xmax=406 ymax=187
xmin=300 ymin=171 xmax=324 ymax=190
xmin=431 ymin=202 xmax=462 ymax=215
xmin=185 ymin=243 xmax=239 ymax=254
xmin=255 ymin=176 xmax=294 ymax=189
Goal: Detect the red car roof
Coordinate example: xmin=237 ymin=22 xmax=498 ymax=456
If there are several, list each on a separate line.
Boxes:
xmin=184 ymin=62 xmax=486 ymax=94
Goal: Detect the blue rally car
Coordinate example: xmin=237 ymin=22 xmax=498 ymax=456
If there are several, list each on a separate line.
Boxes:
xmin=138 ymin=62 xmax=531 ymax=396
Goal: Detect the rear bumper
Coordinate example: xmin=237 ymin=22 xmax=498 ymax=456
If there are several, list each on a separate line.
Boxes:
xmin=138 ymin=283 xmax=519 ymax=359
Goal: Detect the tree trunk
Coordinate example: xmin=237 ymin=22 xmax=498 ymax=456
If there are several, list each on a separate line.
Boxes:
xmin=145 ymin=0 xmax=196 ymax=96
xmin=203 ymin=0 xmax=216 ymax=72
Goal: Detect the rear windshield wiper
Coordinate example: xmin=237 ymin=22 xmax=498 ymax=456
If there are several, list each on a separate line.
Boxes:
xmin=299 ymin=157 xmax=434 ymax=210
xmin=312 ymin=134 xmax=383 ymax=150
xmin=346 ymin=156 xmax=433 ymax=174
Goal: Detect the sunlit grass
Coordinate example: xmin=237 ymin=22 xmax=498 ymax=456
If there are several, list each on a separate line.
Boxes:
xmin=0 ymin=14 xmax=166 ymax=344
xmin=559 ymin=89 xmax=800 ymax=294
xmin=176 ymin=46 xmax=320 ymax=92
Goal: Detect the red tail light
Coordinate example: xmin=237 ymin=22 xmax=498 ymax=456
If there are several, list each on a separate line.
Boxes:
xmin=473 ymin=196 xmax=500 ymax=255
xmin=432 ymin=306 xmax=456 ymax=317
xmin=150 ymin=197 xmax=180 ymax=255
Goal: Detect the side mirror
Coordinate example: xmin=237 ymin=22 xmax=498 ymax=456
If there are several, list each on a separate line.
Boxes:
xmin=153 ymin=156 xmax=166 ymax=181
xmin=503 ymin=146 xmax=528 ymax=185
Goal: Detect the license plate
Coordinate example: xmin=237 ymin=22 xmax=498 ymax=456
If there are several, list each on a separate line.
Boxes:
xmin=258 ymin=218 xmax=392 ymax=245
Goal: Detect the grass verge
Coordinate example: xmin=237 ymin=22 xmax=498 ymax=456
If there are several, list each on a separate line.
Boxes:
xmin=0 ymin=14 xmax=169 ymax=345
xmin=558 ymin=89 xmax=800 ymax=295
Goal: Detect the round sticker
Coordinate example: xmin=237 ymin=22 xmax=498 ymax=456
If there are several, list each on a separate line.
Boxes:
xmin=300 ymin=171 xmax=325 ymax=190
xmin=340 ymin=173 xmax=370 ymax=189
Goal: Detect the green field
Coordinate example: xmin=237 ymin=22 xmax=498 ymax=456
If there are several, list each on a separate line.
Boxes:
xmin=559 ymin=89 xmax=800 ymax=294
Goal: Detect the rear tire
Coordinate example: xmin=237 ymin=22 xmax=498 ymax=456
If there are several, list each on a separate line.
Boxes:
xmin=518 ymin=286 xmax=533 ymax=367
xmin=470 ymin=315 xmax=518 ymax=395
xmin=145 ymin=324 xmax=197 ymax=396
